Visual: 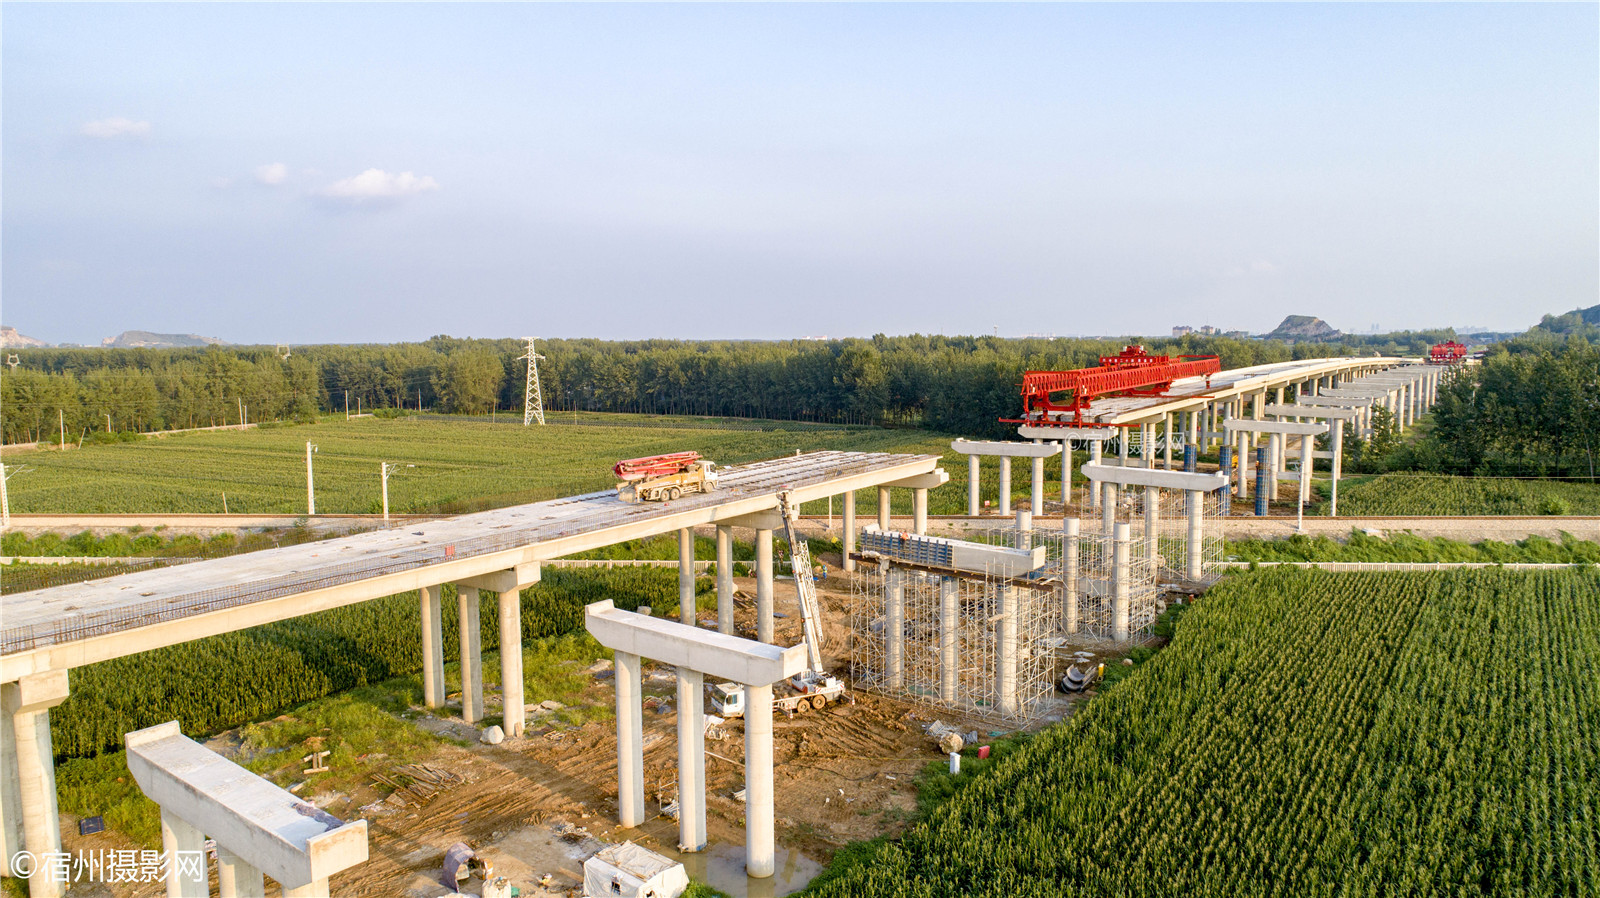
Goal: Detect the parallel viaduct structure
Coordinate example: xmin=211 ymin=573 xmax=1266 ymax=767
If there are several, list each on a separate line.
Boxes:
xmin=955 ymin=355 xmax=1444 ymax=519
xmin=0 ymin=450 xmax=942 ymax=895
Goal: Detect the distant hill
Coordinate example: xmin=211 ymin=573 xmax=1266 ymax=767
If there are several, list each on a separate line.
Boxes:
xmin=101 ymin=330 xmax=228 ymax=349
xmin=1529 ymin=304 xmax=1600 ymax=337
xmin=1264 ymin=315 xmax=1341 ymax=342
xmin=0 ymin=326 xmax=48 ymax=348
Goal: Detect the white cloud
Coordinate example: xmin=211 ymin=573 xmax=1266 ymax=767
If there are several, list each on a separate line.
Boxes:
xmin=317 ymin=168 xmax=440 ymax=203
xmin=81 ymin=117 xmax=151 ymax=139
xmin=1250 ymin=260 xmax=1279 ymax=273
xmin=254 ymin=163 xmax=289 ymax=185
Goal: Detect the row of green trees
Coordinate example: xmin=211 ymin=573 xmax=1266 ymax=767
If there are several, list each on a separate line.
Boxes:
xmin=3 ymin=330 xmax=1451 ymax=444
xmin=1384 ymin=339 xmax=1600 ymax=477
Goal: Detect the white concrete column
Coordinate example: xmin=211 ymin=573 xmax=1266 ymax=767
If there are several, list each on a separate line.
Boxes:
xmin=997 ymin=457 xmax=1011 ymax=517
xmin=457 ymin=586 xmax=484 ymax=724
xmin=1112 ymin=522 xmax=1131 ymax=642
xmin=1119 ymin=430 xmax=1130 ymax=469
xmin=1143 ymin=485 xmax=1159 ymax=553
xmin=1088 ymin=442 xmax=1102 ymax=509
xmin=997 ymin=585 xmax=1018 ymax=717
xmin=1101 ymin=480 xmax=1116 ymax=535
xmin=842 ymin=491 xmax=856 ymax=574
xmin=877 ymin=486 xmax=891 ymax=529
xmin=679 ymin=528 xmax=696 ymax=625
xmin=1060 ymin=441 xmax=1072 ymax=513
xmin=498 ymin=588 xmax=525 ymax=737
xmin=1163 ymin=412 xmax=1174 ymax=470
xmin=716 ymin=526 xmax=734 ymax=634
xmin=420 ymin=585 xmax=445 ymax=709
xmin=755 ymin=529 xmax=774 ymax=643
xmin=675 ymin=668 xmax=706 ymax=852
xmin=284 ymin=881 xmax=330 ymax=898
xmin=1299 ymin=423 xmax=1315 ymax=510
xmin=1144 ymin=423 xmax=1157 ymax=469
xmin=1030 ymin=446 xmax=1044 ymax=517
xmin=886 ymin=569 xmax=905 ymax=690
xmin=967 ymin=454 xmax=980 ymax=516
xmin=939 ymin=576 xmax=959 ymax=704
xmin=1267 ymin=433 xmax=1281 ymax=501
xmin=3 ymin=673 xmax=67 ymax=898
xmin=215 ymin=846 xmax=264 ymax=898
xmin=1331 ymin=421 xmax=1344 ymax=518
xmin=744 ymin=682 xmax=775 ymax=879
xmin=615 ymin=651 xmax=644 ymax=828
xmin=1063 ymin=518 xmax=1080 ymax=634
xmin=1275 ymin=386 xmax=1285 ymax=409
xmin=160 ymin=809 xmax=207 ymax=898
xmin=0 ymin=691 xmax=22 ymax=870
xmin=913 ymin=488 xmax=929 ymax=535
xmin=1185 ymin=490 xmax=1204 ymax=581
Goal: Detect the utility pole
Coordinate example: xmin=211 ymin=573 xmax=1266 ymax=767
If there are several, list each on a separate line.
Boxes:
xmin=59 ymin=409 xmax=65 ymax=450
xmin=237 ymin=397 xmax=244 ymax=428
xmin=1 ymin=461 xmax=8 ymax=528
xmin=380 ymin=462 xmax=415 ymax=524
xmin=519 ymin=337 xmax=547 ymax=426
xmin=306 ymin=441 xmax=318 ymax=515
xmin=106 ymin=414 xmax=112 ymax=433
xmin=345 ymin=391 xmax=350 ymax=420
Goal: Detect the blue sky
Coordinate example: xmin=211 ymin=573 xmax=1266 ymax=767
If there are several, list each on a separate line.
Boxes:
xmin=4 ymin=3 xmax=1595 ymax=345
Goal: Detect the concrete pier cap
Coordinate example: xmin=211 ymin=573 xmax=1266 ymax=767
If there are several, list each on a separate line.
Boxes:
xmin=124 ymin=721 xmax=368 ymax=892
xmin=583 ymin=601 xmax=809 ymax=686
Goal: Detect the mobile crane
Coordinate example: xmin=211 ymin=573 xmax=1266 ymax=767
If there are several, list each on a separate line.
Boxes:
xmin=707 ymin=490 xmax=848 ymax=718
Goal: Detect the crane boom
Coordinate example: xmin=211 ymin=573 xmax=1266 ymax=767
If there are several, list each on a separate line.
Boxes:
xmin=777 ymin=490 xmax=825 ymax=676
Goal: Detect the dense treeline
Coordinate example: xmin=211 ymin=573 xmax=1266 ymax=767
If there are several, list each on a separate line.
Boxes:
xmin=1388 ymin=339 xmax=1600 ymax=477
xmin=50 ymin=567 xmax=695 ymax=760
xmin=2 ymin=331 xmax=1449 ymax=444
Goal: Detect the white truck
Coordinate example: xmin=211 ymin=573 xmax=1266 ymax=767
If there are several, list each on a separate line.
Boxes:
xmin=707 ymin=490 xmax=849 ymax=719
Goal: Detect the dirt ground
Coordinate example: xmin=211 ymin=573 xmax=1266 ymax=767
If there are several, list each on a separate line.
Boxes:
xmin=49 ymin=567 xmax=1101 ymax=898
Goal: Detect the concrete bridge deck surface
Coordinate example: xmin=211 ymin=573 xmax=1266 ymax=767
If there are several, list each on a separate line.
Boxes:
xmin=0 ymin=450 xmax=938 ymax=680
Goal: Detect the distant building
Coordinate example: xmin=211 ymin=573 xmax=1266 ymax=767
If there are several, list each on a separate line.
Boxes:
xmin=1172 ymin=326 xmax=1194 ymax=337
xmin=1198 ymin=325 xmax=1221 ymax=336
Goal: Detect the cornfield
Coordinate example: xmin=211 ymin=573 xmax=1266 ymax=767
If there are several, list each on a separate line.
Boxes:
xmin=809 ymin=568 xmax=1600 ymax=897
xmin=1331 ymin=473 xmax=1600 ymax=516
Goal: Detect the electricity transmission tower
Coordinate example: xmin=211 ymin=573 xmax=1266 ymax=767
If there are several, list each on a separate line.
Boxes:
xmin=519 ymin=337 xmax=547 ymax=426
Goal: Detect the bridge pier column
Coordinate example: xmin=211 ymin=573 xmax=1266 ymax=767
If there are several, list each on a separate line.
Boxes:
xmin=967 ymin=454 xmax=980 ymax=516
xmin=615 ymin=651 xmax=644 ymax=828
xmin=877 ymin=486 xmax=891 ymax=529
xmin=419 ymin=585 xmax=445 ymax=709
xmin=678 ymin=528 xmax=696 ymax=624
xmin=842 ymin=492 xmax=856 ymax=574
xmin=457 ymin=586 xmax=483 ymax=724
xmin=3 ymin=671 xmax=69 ymax=898
xmin=1030 ymin=441 xmax=1044 ymax=517
xmin=997 ymin=458 xmax=1010 ymax=517
xmin=913 ymin=488 xmax=929 ymax=535
xmin=716 ymin=526 xmax=734 ymax=633
xmin=216 ymin=845 xmax=265 ymax=898
xmin=499 ymin=588 xmax=525 ymax=736
xmin=756 ymin=529 xmax=774 ymax=643
xmin=744 ymin=682 xmax=775 ymax=878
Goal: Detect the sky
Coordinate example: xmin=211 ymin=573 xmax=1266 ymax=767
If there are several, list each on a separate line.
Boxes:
xmin=3 ymin=3 xmax=1596 ymax=345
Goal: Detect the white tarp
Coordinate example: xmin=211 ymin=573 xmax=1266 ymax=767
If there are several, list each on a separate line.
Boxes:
xmin=582 ymin=841 xmax=689 ymax=898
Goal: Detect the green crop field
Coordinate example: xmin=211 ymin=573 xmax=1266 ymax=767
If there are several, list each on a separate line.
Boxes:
xmin=809 ymin=568 xmax=1600 ymax=897
xmin=1227 ymin=529 xmax=1600 ymax=563
xmin=1329 ymin=473 xmax=1600 ymax=516
xmin=2 ymin=411 xmax=1093 ymax=517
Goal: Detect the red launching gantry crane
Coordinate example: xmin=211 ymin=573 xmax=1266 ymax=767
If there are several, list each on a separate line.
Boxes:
xmin=1000 ymin=345 xmax=1221 ymax=427
xmin=1427 ymin=341 xmax=1468 ymax=365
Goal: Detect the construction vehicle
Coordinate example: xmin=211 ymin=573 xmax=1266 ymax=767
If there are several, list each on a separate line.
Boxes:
xmin=708 ymin=490 xmax=848 ymax=719
xmin=613 ymin=452 xmax=719 ymax=503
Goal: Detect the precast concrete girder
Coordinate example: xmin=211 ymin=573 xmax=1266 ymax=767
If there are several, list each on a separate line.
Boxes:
xmin=1263 ymin=404 xmax=1361 ymax=420
xmin=1015 ymin=425 xmax=1117 ymax=441
xmin=1221 ymin=419 xmax=1329 ymax=437
xmin=949 ymin=440 xmax=1061 ymax=458
xmin=883 ymin=470 xmax=952 ymax=490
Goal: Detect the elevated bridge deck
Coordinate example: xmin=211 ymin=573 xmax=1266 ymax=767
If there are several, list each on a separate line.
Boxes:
xmin=0 ymin=450 xmax=939 ymax=680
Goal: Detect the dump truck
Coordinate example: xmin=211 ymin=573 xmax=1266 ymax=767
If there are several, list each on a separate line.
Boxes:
xmin=613 ymin=452 xmax=719 ymax=502
xmin=707 ymin=490 xmax=849 ymax=719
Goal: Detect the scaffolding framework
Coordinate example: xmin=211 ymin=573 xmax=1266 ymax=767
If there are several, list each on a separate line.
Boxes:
xmin=849 ymin=548 xmax=1056 ymax=724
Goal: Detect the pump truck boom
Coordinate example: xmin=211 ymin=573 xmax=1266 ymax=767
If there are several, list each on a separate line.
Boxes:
xmin=613 ymin=452 xmax=719 ymax=503
xmin=708 ymin=490 xmax=847 ymax=718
